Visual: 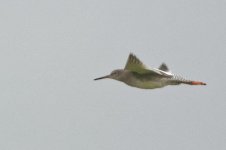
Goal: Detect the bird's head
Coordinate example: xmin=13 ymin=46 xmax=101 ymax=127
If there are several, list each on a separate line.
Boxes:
xmin=94 ymin=69 xmax=124 ymax=81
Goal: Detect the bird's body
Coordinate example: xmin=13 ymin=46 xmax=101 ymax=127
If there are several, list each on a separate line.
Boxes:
xmin=94 ymin=53 xmax=206 ymax=89
xmin=112 ymin=70 xmax=165 ymax=89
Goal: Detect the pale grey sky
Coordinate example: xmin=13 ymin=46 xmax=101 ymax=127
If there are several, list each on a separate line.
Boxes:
xmin=0 ymin=0 xmax=225 ymax=150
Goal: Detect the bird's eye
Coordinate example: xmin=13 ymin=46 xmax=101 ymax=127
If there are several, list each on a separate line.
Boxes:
xmin=111 ymin=72 xmax=117 ymax=75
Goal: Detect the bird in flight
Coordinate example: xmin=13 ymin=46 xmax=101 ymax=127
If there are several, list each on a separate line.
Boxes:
xmin=94 ymin=53 xmax=206 ymax=89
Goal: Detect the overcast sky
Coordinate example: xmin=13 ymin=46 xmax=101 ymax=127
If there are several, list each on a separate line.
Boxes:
xmin=0 ymin=0 xmax=225 ymax=150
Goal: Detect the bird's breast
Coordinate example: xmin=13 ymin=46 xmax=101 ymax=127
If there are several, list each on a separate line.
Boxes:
xmin=122 ymin=74 xmax=166 ymax=89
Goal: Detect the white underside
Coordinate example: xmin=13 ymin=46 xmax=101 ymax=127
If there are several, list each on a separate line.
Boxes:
xmin=125 ymin=79 xmax=167 ymax=89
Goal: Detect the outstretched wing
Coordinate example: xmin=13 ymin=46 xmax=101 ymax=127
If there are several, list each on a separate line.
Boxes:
xmin=124 ymin=53 xmax=149 ymax=73
xmin=158 ymin=63 xmax=169 ymax=72
xmin=124 ymin=53 xmax=172 ymax=76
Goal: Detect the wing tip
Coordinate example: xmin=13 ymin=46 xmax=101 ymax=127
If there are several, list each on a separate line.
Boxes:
xmin=129 ymin=52 xmax=136 ymax=58
xmin=159 ymin=63 xmax=169 ymax=72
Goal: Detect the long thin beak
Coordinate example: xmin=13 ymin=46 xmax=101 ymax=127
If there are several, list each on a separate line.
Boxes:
xmin=94 ymin=75 xmax=110 ymax=80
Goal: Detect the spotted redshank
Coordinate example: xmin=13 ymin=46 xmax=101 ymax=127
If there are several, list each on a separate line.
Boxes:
xmin=94 ymin=53 xmax=206 ymax=89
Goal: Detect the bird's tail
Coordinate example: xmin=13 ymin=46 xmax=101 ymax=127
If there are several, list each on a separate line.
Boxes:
xmin=171 ymin=75 xmax=207 ymax=86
